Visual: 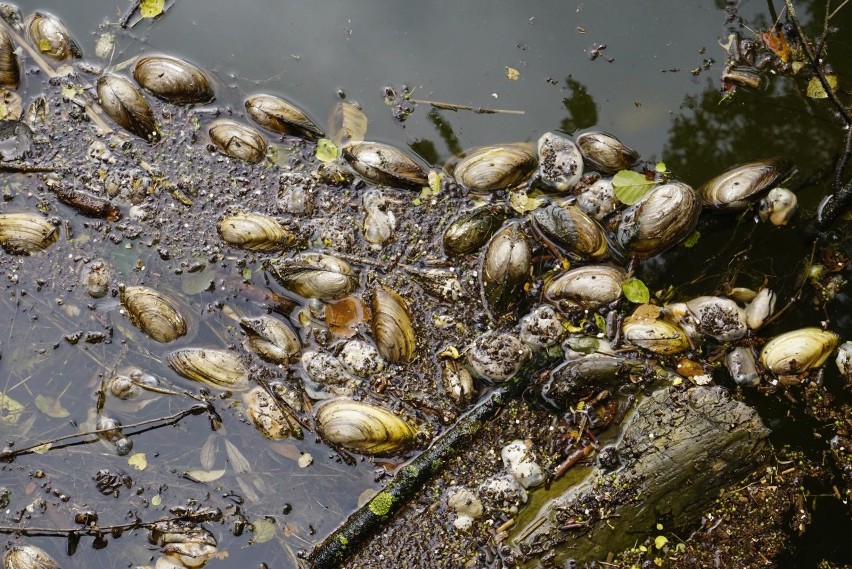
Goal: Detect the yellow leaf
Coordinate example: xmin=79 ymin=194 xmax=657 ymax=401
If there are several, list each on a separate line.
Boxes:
xmin=38 ymin=38 xmax=52 ymax=53
xmin=506 ymin=66 xmax=520 ymax=80
xmin=508 ymin=189 xmax=546 ymax=214
xmin=151 ymin=494 xmax=161 ymax=506
xmin=32 ymin=443 xmax=52 ymax=454
xmin=315 ymin=138 xmax=340 ymax=162
xmin=251 ymin=518 xmax=277 ymax=543
xmin=0 ymin=393 xmax=25 ymax=425
xmin=60 ymin=85 xmax=79 ymax=99
xmin=128 ymin=452 xmax=148 ymax=470
xmin=140 ymin=0 xmax=165 ymax=18
xmin=806 ymin=75 xmax=838 ymax=99
xmin=185 ymin=469 xmax=226 ymax=482
xmin=654 ymin=535 xmax=669 ymax=549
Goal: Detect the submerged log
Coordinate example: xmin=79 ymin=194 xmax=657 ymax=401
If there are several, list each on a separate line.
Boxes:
xmin=511 ymin=385 xmax=770 ymax=564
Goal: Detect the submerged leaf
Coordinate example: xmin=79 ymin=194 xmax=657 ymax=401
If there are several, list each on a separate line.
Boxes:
xmin=315 ymin=138 xmax=340 ymax=162
xmin=140 ymin=0 xmax=165 ymax=18
xmin=612 ymin=170 xmax=658 ymax=205
xmin=327 ymin=101 xmax=368 ymax=148
xmin=32 ymin=443 xmax=52 ymax=454
xmin=0 ymin=393 xmax=24 ymax=425
xmin=622 ymin=278 xmax=650 ymax=304
xmin=682 ymin=230 xmax=701 ymax=248
xmin=224 ymin=438 xmax=251 ymax=474
xmin=34 ymin=395 xmax=69 ymax=418
xmin=806 ymin=75 xmax=838 ymax=99
xmin=251 ymin=518 xmax=277 ymax=543
xmin=185 ymin=469 xmax=226 ymax=482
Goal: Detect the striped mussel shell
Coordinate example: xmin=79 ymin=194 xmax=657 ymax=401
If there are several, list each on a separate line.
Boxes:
xmin=133 ymin=54 xmax=214 ymax=105
xmin=575 ymin=131 xmax=639 ymax=174
xmin=245 ymin=94 xmax=324 ymax=140
xmin=371 ymin=287 xmax=416 ymax=364
xmin=315 ymin=398 xmax=417 ymax=456
xmin=760 ymin=327 xmax=838 ymax=376
xmin=0 ymin=27 xmax=20 ymax=89
xmin=448 ymin=143 xmax=537 ymax=192
xmin=529 ymin=204 xmax=608 ymax=260
xmin=208 ymin=119 xmax=267 ymax=164
xmin=0 ymin=212 xmax=58 ymax=255
xmin=265 ymin=252 xmax=358 ymax=301
xmin=167 ymin=348 xmax=250 ymax=391
xmin=97 ymin=75 xmax=160 ymax=142
xmin=343 ymin=141 xmax=429 ymax=190
xmin=217 ymin=212 xmax=294 ymax=251
xmin=699 ymin=157 xmax=792 ymax=211
xmin=119 ymin=285 xmax=187 ymax=343
xmin=240 ymin=315 xmax=301 ymax=364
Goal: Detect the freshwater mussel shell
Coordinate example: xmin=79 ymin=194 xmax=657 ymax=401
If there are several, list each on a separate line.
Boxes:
xmin=218 ymin=212 xmax=294 ymax=251
xmin=759 ymin=327 xmax=838 ymax=376
xmin=622 ymin=318 xmax=690 ymax=355
xmin=243 ymin=386 xmax=298 ymax=440
xmin=684 ymin=296 xmax=747 ymax=343
xmin=449 ymin=143 xmax=537 ymax=192
xmin=758 ymin=187 xmax=797 ymax=226
xmin=614 ymin=181 xmax=701 ymax=259
xmin=443 ymin=203 xmax=509 ymax=256
xmin=542 ymin=354 xmax=627 ymax=409
xmin=240 ymin=315 xmax=301 ymax=364
xmin=208 ymin=119 xmax=267 ymax=164
xmin=480 ymin=222 xmax=531 ymax=319
xmin=265 ymin=252 xmax=358 ymax=301
xmin=343 ymin=141 xmax=428 ymax=190
xmin=537 ymin=132 xmax=584 ymax=191
xmin=699 ymin=157 xmax=792 ymax=211
xmin=119 ymin=285 xmax=187 ymax=343
xmin=543 ymin=263 xmax=625 ymax=310
xmin=0 ymin=212 xmax=58 ymax=254
xmin=3 ymin=544 xmax=60 ymax=569
xmin=81 ymin=259 xmax=111 ymax=298
xmin=575 ymin=131 xmax=639 ymax=174
xmin=133 ymin=54 xmax=214 ymax=105
xmin=466 ymin=332 xmax=531 ymax=382
xmin=167 ymin=347 xmax=250 ymax=391
xmin=25 ymin=11 xmax=81 ymax=60
xmin=725 ymin=346 xmax=760 ymax=387
xmin=245 ymin=94 xmax=324 ymax=140
xmin=529 ymin=204 xmax=608 ymax=260
xmin=0 ymin=28 xmax=20 ymax=89
xmin=371 ymin=287 xmax=416 ymax=363
xmin=314 ymin=398 xmax=417 ymax=456
xmin=97 ymin=75 xmax=160 ymax=142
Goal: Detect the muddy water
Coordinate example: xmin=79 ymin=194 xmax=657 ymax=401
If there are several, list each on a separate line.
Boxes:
xmin=0 ymin=0 xmax=851 ymax=567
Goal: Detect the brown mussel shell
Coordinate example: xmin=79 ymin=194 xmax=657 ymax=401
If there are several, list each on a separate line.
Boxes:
xmin=0 ymin=28 xmax=20 ymax=89
xmin=0 ymin=212 xmax=58 ymax=255
xmin=529 ymin=204 xmax=608 ymax=260
xmin=314 ymin=398 xmax=417 ymax=456
xmin=699 ymin=157 xmax=792 ymax=210
xmin=443 ymin=203 xmax=509 ymax=256
xmin=119 ymin=285 xmax=187 ymax=343
xmin=217 ymin=212 xmax=294 ymax=251
xmin=167 ymin=348 xmax=250 ymax=391
xmin=543 ymin=264 xmax=626 ymax=310
xmin=97 ymin=75 xmax=160 ymax=142
xmin=371 ymin=287 xmax=416 ymax=364
xmin=575 ymin=131 xmax=639 ymax=174
xmin=448 ymin=143 xmax=537 ymax=192
xmin=245 ymin=94 xmax=324 ymax=140
xmin=133 ymin=54 xmax=214 ymax=105
xmin=25 ymin=11 xmax=81 ymax=60
xmin=265 ymin=252 xmax=358 ymax=301
xmin=480 ymin=222 xmax=531 ymax=319
xmin=208 ymin=119 xmax=268 ymax=164
xmin=343 ymin=141 xmax=428 ymax=190
xmin=240 ymin=315 xmax=301 ymax=364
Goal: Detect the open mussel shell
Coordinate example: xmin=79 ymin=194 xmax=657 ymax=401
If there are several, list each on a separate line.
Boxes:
xmin=208 ymin=119 xmax=267 ymax=164
xmin=699 ymin=157 xmax=792 ymax=211
xmin=245 ymin=94 xmax=324 ymax=140
xmin=370 ymin=287 xmax=416 ymax=364
xmin=622 ymin=318 xmax=690 ymax=355
xmin=218 ymin=212 xmax=294 ymax=251
xmin=759 ymin=327 xmax=838 ymax=376
xmin=543 ymin=264 xmax=625 ymax=310
xmin=243 ymin=386 xmax=298 ymax=440
xmin=265 ymin=252 xmax=358 ymax=301
xmin=314 ymin=398 xmax=417 ymax=456
xmin=614 ymin=181 xmax=700 ymax=259
xmin=25 ymin=11 xmax=81 ymax=60
xmin=529 ymin=204 xmax=608 ymax=260
xmin=443 ymin=203 xmax=509 ymax=256
xmin=480 ymin=222 xmax=530 ymax=319
xmin=0 ymin=213 xmax=58 ymax=255
xmin=133 ymin=54 xmax=214 ymax=105
xmin=0 ymin=28 xmax=20 ymax=89
xmin=537 ymin=132 xmax=584 ymax=191
xmin=343 ymin=141 xmax=428 ymax=190
xmin=575 ymin=131 xmax=639 ymax=174
xmin=466 ymin=332 xmax=531 ymax=382
xmin=97 ymin=75 xmax=160 ymax=142
xmin=167 ymin=348 xmax=250 ymax=391
xmin=448 ymin=143 xmax=537 ymax=192
xmin=3 ymin=544 xmax=60 ymax=569
xmin=240 ymin=315 xmax=301 ymax=364
xmin=119 ymin=285 xmax=187 ymax=343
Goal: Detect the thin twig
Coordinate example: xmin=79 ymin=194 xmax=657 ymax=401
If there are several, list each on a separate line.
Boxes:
xmin=119 ymin=0 xmax=142 ymax=29
xmin=829 ymin=0 xmax=850 ymax=19
xmin=408 ymin=98 xmax=525 ymax=115
xmin=0 ymin=510 xmax=219 ymax=537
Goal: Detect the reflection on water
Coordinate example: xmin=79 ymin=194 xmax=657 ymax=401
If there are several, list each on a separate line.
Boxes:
xmin=0 ymin=0 xmax=850 ymax=567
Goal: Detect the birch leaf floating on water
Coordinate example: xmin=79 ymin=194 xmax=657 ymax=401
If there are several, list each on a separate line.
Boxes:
xmin=34 ymin=394 xmax=69 ymax=418
xmin=806 ymin=75 xmax=838 ymax=99
xmin=251 ymin=518 xmax=277 ymax=543
xmin=128 ymin=452 xmax=148 ymax=470
xmin=612 ymin=169 xmax=659 ymax=205
xmin=315 ymin=138 xmax=339 ymax=162
xmin=185 ymin=469 xmax=226 ymax=482
xmin=140 ymin=0 xmax=165 ymax=18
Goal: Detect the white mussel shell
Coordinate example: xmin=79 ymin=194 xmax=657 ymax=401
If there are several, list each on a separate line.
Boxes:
xmin=537 ymin=132 xmax=583 ymax=191
xmin=543 ymin=264 xmax=625 ymax=310
xmin=725 ymin=346 xmax=760 ymax=387
xmin=744 ymin=288 xmax=776 ymax=330
xmin=338 ymin=339 xmax=385 ymax=377
xmin=314 ymin=398 xmax=417 ymax=456
xmin=240 ymin=315 xmax=301 ymax=364
xmin=758 ymin=187 xmax=797 ymax=226
xmin=760 ymin=327 xmax=838 ymax=376
xmin=167 ymin=348 xmax=250 ymax=391
xmin=466 ymin=332 xmax=531 ymax=382
xmin=835 ymin=341 xmax=852 ymax=380
xmin=683 ymin=296 xmax=747 ymax=342
xmin=3 ymin=544 xmax=60 ymax=569
xmin=243 ymin=386 xmax=298 ymax=440
xmin=575 ymin=177 xmax=617 ymax=221
xmin=0 ymin=212 xmax=58 ymax=255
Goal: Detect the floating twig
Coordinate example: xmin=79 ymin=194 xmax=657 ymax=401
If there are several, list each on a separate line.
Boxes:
xmin=0 ymin=509 xmax=220 ymax=537
xmin=408 ymin=98 xmax=525 ymax=115
xmin=119 ymin=0 xmax=142 ymax=29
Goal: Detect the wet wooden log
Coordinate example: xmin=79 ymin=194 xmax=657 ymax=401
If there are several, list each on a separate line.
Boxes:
xmin=511 ymin=385 xmax=770 ymax=564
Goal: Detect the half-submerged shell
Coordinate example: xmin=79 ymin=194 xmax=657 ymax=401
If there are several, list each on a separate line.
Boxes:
xmin=543 ymin=264 xmax=625 ymax=310
xmin=449 ymin=143 xmax=537 ymax=193
xmin=245 ymin=94 xmax=323 ymax=140
xmin=315 ymin=398 xmax=417 ymax=456
xmin=217 ymin=212 xmax=294 ymax=251
xmin=725 ymin=346 xmax=760 ymax=387
xmin=133 ymin=55 xmax=214 ymax=105
xmin=3 ymin=544 xmax=60 ymax=569
xmin=167 ymin=348 xmax=250 ymax=391
xmin=443 ymin=204 xmax=509 ymax=256
xmin=25 ymin=12 xmax=81 ymax=60
xmin=575 ymin=131 xmax=639 ymax=174
xmin=758 ymin=187 xmax=797 ymax=226
xmin=265 ymin=252 xmax=358 ymax=301
xmin=622 ymin=318 xmax=690 ymax=355
xmin=0 ymin=213 xmax=58 ymax=254
xmin=760 ymin=327 xmax=838 ymax=376
xmin=683 ymin=296 xmax=747 ymax=343
xmin=343 ymin=141 xmax=428 ymax=190
xmin=0 ymin=28 xmax=20 ymax=89
xmin=466 ymin=332 xmax=531 ymax=382
xmin=243 ymin=386 xmax=298 ymax=440
xmin=537 ymin=132 xmax=584 ymax=191
xmin=240 ymin=315 xmax=301 ymax=364
xmin=371 ymin=287 xmax=416 ymax=363
xmin=699 ymin=157 xmax=792 ymax=211
xmin=119 ymin=285 xmax=187 ymax=343
xmin=480 ymin=222 xmax=530 ymax=319
xmin=208 ymin=120 xmax=267 ymax=164
xmin=529 ymin=204 xmax=608 ymax=260
xmin=97 ymin=75 xmax=160 ymax=142
xmin=614 ymin=181 xmax=701 ymax=259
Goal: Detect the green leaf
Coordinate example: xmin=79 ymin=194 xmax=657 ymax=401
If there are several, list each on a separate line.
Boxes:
xmin=593 ymin=313 xmax=607 ymax=332
xmin=622 ymin=278 xmax=650 ymax=304
xmin=315 ymin=138 xmax=340 ymax=162
xmin=654 ymin=535 xmax=669 ymax=549
xmin=682 ymin=230 xmax=701 ymax=248
xmin=655 ymin=162 xmax=667 ymax=173
xmin=612 ymin=170 xmax=658 ymax=205
xmin=806 ymin=75 xmax=838 ymax=99
xmin=140 ymin=0 xmax=165 ymax=18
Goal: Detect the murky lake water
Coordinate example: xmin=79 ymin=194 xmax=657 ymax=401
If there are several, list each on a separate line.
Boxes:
xmin=1 ymin=0 xmax=851 ymax=567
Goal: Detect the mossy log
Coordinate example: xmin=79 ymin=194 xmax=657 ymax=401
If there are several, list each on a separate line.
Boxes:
xmin=511 ymin=385 xmax=770 ymax=565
